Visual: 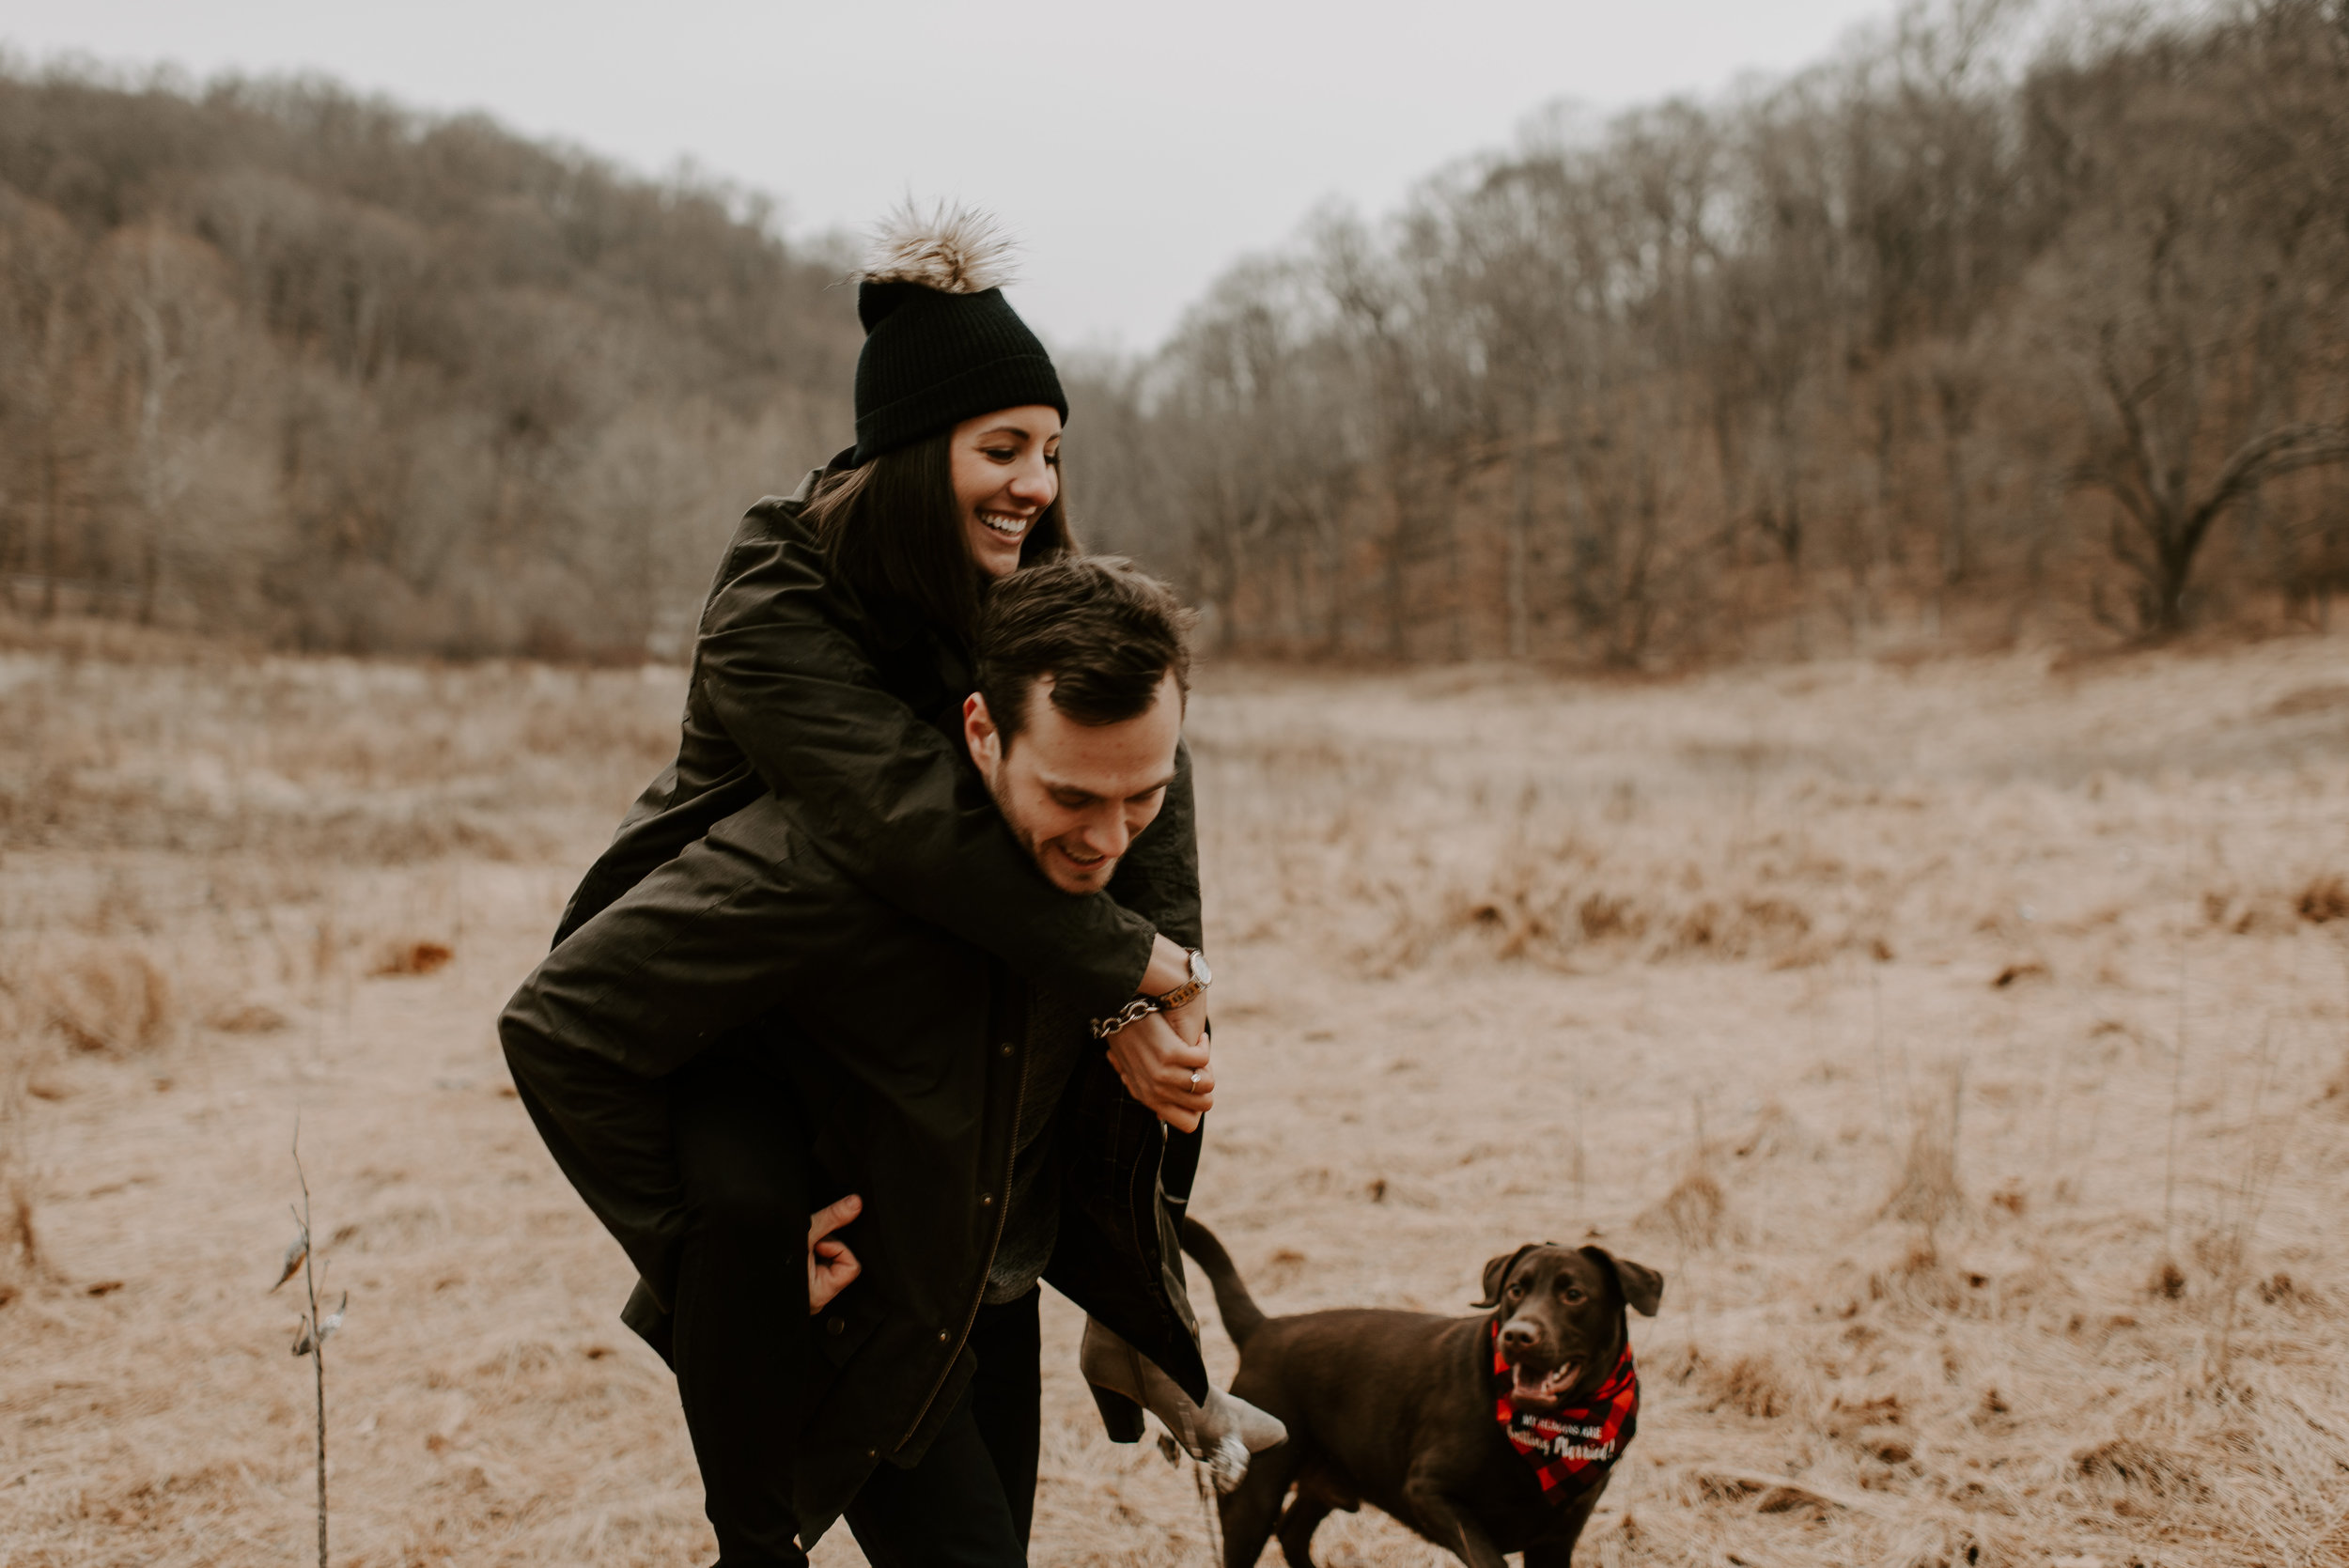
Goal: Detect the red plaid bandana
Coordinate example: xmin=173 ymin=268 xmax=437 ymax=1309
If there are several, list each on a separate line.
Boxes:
xmin=1490 ymin=1321 xmax=1639 ymax=1498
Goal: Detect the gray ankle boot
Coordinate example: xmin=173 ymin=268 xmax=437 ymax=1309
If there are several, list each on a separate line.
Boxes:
xmin=1080 ymin=1316 xmax=1287 ymax=1493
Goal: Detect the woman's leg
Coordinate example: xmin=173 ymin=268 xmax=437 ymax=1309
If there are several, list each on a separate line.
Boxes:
xmin=500 ymin=790 xmax=846 ymax=1303
xmin=671 ymin=1046 xmax=811 ymax=1567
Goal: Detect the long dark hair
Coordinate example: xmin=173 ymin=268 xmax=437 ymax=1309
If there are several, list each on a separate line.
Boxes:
xmin=802 ymin=429 xmax=1078 ymax=649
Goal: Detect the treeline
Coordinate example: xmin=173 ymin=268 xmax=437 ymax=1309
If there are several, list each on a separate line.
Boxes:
xmin=0 ymin=67 xmax=859 ymax=658
xmin=1081 ymin=0 xmax=2349 ymax=660
xmin=5 ymin=3 xmax=2347 ymax=665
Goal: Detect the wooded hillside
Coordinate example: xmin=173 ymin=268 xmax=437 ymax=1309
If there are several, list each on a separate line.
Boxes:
xmin=4 ymin=1 xmax=2346 ymax=663
xmin=0 ymin=70 xmax=859 ymax=657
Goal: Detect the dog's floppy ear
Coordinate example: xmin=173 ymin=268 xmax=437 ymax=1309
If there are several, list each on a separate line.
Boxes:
xmin=1581 ymin=1246 xmax=1665 ymax=1317
xmin=1472 ymin=1243 xmax=1542 ymax=1309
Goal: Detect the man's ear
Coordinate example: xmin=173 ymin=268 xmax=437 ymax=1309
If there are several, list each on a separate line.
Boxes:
xmin=1580 ymin=1246 xmax=1665 ymax=1317
xmin=963 ymin=692 xmax=999 ymax=769
xmin=1472 ymin=1244 xmax=1542 ymax=1309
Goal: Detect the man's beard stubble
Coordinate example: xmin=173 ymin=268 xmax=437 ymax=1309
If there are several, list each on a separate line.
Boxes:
xmin=989 ymin=780 xmax=1116 ymax=894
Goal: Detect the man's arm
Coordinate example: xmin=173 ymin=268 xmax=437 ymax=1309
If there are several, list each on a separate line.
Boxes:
xmin=697 ymin=510 xmax=1159 ymax=1018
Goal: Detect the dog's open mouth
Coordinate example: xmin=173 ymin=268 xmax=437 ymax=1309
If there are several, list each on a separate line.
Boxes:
xmin=1507 ymin=1359 xmax=1581 ymax=1407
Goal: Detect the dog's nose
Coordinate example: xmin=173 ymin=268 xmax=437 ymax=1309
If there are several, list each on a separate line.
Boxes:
xmin=1499 ymin=1321 xmax=1541 ymax=1351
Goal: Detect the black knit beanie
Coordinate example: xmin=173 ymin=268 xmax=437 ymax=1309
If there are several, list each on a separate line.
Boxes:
xmin=851 ymin=205 xmax=1066 ymax=463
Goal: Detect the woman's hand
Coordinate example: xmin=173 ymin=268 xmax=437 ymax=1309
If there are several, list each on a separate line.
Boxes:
xmin=808 ymin=1193 xmax=863 ymax=1313
xmin=1105 ymin=1010 xmax=1213 ymax=1132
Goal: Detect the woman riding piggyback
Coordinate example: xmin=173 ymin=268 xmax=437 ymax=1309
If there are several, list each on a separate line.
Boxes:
xmin=498 ymin=205 xmax=1236 ymax=1564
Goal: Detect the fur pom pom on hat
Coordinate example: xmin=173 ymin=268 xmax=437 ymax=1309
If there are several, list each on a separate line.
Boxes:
xmin=858 ymin=200 xmax=1019 ymax=296
xmin=849 ymin=201 xmax=1065 ymax=463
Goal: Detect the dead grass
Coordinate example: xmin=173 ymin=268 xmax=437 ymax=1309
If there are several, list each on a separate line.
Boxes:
xmin=1881 ymin=1065 xmax=1967 ymax=1252
xmin=4 ymin=618 xmax=2349 ymax=1565
xmin=2 ymin=1048 xmax=40 ymax=1296
xmin=35 ymin=940 xmax=178 ymax=1054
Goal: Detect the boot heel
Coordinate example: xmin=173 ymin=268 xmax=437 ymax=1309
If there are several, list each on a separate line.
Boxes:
xmin=1088 ymin=1382 xmax=1146 ymax=1444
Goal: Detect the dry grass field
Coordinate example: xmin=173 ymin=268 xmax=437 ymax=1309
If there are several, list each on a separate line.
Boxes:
xmin=4 ymin=618 xmax=2347 ymax=1568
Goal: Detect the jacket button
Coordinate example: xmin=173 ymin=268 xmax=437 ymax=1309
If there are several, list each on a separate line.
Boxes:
xmin=999 ymin=1043 xmax=1014 ymax=1056
xmin=937 ymin=1331 xmax=950 ymax=1343
xmin=826 ymin=1316 xmax=845 ymax=1337
xmin=980 ymin=1193 xmax=995 ymax=1207
xmin=865 ymin=1448 xmax=878 ymax=1460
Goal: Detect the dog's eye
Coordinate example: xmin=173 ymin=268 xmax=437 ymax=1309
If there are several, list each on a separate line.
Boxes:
xmin=1506 ymin=1281 xmax=1525 ymax=1297
xmin=1561 ymin=1285 xmax=1586 ymax=1303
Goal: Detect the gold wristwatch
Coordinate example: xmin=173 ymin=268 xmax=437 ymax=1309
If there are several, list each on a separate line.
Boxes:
xmin=1090 ymin=948 xmax=1212 ymax=1039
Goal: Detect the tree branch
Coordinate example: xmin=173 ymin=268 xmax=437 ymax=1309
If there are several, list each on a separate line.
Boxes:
xmin=2185 ymin=423 xmax=2349 ymax=543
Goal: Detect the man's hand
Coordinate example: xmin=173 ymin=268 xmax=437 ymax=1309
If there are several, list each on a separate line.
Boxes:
xmin=1141 ymin=933 xmax=1208 ymax=1047
xmin=1105 ymin=1009 xmax=1213 ymax=1132
xmin=808 ymin=1193 xmax=863 ymax=1314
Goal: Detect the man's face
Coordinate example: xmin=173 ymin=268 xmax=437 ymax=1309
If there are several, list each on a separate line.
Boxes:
xmin=963 ymin=673 xmax=1183 ymax=894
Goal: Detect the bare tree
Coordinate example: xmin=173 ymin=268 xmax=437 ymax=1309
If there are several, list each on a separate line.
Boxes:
xmin=0 ymin=188 xmax=102 ymax=617
xmin=2038 ymin=1 xmax=2349 ymax=631
xmin=100 ymin=225 xmax=240 ymax=622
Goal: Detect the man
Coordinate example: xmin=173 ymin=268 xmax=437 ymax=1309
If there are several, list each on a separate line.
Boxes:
xmin=776 ymin=556 xmax=1229 ymax=1562
xmin=504 ymin=557 xmax=1260 ymax=1564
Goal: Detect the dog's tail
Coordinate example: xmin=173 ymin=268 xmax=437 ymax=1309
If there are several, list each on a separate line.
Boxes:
xmin=1180 ymin=1218 xmax=1268 ymax=1351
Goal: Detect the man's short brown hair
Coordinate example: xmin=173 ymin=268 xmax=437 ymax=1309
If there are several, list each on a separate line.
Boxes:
xmin=975 ymin=557 xmax=1193 ymax=746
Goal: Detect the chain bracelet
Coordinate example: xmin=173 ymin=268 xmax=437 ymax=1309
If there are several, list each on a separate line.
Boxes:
xmin=1090 ymin=996 xmax=1161 ymax=1040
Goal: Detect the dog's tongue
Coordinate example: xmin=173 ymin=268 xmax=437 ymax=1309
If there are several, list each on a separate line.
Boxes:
xmin=1512 ymin=1362 xmax=1577 ymax=1399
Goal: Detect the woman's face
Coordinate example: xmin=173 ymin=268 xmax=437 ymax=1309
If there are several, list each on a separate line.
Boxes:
xmin=949 ymin=405 xmax=1062 ymax=579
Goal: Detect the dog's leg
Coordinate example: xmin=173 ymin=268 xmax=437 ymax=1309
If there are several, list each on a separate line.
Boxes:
xmin=1401 ymin=1481 xmax=1511 ymax=1568
xmin=1522 ymin=1474 xmax=1616 ymax=1559
xmin=1217 ymin=1443 xmax=1298 ymax=1568
xmin=1522 ymin=1480 xmax=1603 ymax=1568
xmin=1272 ymin=1492 xmax=1333 ymax=1568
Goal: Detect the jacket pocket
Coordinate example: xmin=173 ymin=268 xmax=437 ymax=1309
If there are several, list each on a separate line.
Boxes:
xmin=815 ymin=1285 xmax=884 ymax=1369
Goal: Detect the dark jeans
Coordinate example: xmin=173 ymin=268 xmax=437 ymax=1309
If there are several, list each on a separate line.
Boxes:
xmin=672 ymin=1046 xmax=1045 ymax=1567
xmin=846 ymin=1290 xmax=1042 ymax=1567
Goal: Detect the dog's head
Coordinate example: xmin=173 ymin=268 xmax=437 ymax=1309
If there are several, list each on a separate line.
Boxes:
xmin=1471 ymin=1242 xmax=1663 ymax=1411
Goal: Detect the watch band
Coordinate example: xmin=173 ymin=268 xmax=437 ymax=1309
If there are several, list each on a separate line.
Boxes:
xmin=1154 ymin=947 xmax=1212 ymax=1011
xmin=1090 ymin=949 xmax=1211 ymax=1039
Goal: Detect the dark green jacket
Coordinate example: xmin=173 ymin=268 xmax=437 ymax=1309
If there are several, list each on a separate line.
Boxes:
xmin=499 ymin=475 xmax=1206 ymax=1540
xmin=672 ymin=804 xmax=1206 ymax=1543
xmin=555 ymin=472 xmax=1170 ymax=986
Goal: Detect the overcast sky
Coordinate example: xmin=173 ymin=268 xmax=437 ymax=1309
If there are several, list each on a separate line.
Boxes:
xmin=2 ymin=0 xmax=1900 ymax=353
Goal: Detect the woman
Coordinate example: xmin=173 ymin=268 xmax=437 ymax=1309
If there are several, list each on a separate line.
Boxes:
xmin=500 ymin=207 xmax=1237 ymax=1565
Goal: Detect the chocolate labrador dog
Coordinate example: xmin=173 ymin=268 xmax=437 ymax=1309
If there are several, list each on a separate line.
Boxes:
xmin=1181 ymin=1219 xmax=1663 ymax=1568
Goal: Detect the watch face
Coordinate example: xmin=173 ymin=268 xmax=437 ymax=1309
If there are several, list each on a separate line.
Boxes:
xmin=1191 ymin=949 xmax=1212 ymax=986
